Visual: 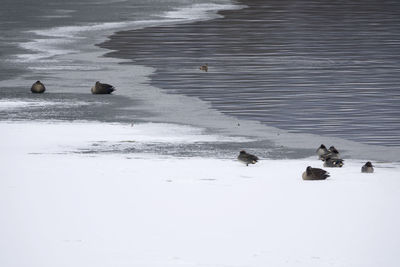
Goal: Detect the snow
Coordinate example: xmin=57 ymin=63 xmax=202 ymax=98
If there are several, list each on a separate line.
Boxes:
xmin=0 ymin=121 xmax=399 ymax=267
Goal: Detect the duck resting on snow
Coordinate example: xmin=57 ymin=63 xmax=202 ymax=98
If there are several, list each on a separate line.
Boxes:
xmin=237 ymin=150 xmax=259 ymax=166
xmin=319 ymin=145 xmax=341 ymax=161
xmin=361 ymin=161 xmax=374 ymax=173
xmin=302 ymin=166 xmax=330 ymax=180
xmin=323 ymin=157 xmax=344 ymax=168
xmin=316 ymin=144 xmax=328 ymax=159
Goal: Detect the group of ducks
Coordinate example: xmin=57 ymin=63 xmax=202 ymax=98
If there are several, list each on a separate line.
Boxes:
xmin=32 ymin=62 xmax=209 ymax=94
xmin=303 ymin=145 xmax=374 ymax=180
xmin=31 ymin=80 xmax=375 ymax=181
xmin=31 ymin=63 xmax=209 ymax=94
xmin=31 ymin=80 xmax=116 ymax=94
xmin=237 ymin=145 xmax=375 ymax=181
xmin=316 ymin=144 xmax=344 ymax=167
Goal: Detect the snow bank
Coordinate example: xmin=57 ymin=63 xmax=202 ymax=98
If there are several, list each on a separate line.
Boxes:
xmin=0 ymin=121 xmax=399 ymax=267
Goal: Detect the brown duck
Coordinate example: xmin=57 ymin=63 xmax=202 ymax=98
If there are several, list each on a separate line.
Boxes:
xmin=323 ymin=157 xmax=344 ymax=168
xmin=199 ymin=64 xmax=208 ymax=72
xmin=237 ymin=150 xmax=259 ymax=166
xmin=302 ymin=166 xmax=330 ymax=180
xmin=31 ymin=81 xmax=46 ymax=93
xmin=316 ymin=144 xmax=328 ymax=159
xmin=361 ymin=162 xmax=374 ymax=173
xmin=91 ymin=81 xmax=115 ymax=94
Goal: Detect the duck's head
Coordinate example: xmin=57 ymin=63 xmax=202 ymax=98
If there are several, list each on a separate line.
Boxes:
xmin=365 ymin=161 xmax=373 ymax=167
xmin=306 ymin=166 xmax=312 ymax=174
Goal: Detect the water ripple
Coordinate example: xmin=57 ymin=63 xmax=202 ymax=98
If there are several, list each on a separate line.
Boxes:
xmin=101 ymin=0 xmax=400 ymax=146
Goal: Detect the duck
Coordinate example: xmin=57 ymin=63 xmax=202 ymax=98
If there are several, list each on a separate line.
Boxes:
xmin=320 ymin=145 xmax=341 ymax=161
xmin=316 ymin=144 xmax=328 ymax=159
xmin=91 ymin=81 xmax=115 ymax=94
xmin=323 ymin=157 xmax=344 ymax=167
xmin=361 ymin=161 xmax=374 ymax=173
xmin=31 ymin=80 xmax=46 ymax=93
xmin=199 ymin=63 xmax=208 ymax=72
xmin=328 ymin=146 xmax=340 ymax=158
xmin=302 ymin=166 xmax=330 ymax=180
xmin=237 ymin=150 xmax=259 ymax=166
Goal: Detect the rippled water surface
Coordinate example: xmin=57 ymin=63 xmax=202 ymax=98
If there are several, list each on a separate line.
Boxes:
xmin=101 ymin=0 xmax=400 ymax=146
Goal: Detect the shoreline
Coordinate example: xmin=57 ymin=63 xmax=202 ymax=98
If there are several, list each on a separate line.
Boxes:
xmin=1 ymin=1 xmax=399 ymax=162
xmin=2 ymin=119 xmax=399 ymax=164
xmin=98 ymin=0 xmax=400 ymax=153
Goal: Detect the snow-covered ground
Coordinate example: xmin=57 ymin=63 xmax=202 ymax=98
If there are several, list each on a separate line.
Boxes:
xmin=1 ymin=121 xmax=399 ymax=267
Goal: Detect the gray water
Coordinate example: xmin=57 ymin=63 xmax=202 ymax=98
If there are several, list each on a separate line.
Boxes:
xmin=0 ymin=0 xmax=237 ymax=121
xmin=0 ymin=0 xmax=399 ymax=160
xmin=0 ymin=0 xmax=225 ymax=80
xmin=101 ymin=0 xmax=400 ymax=147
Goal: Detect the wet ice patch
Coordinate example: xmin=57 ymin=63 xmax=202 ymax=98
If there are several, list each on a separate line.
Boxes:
xmin=163 ymin=3 xmax=246 ymax=20
xmin=0 ymin=121 xmax=253 ymax=156
xmin=0 ymin=99 xmax=93 ymax=111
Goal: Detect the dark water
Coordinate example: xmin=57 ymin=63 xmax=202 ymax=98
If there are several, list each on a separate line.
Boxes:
xmin=0 ymin=0 xmax=226 ymax=81
xmin=100 ymin=0 xmax=400 ymax=146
